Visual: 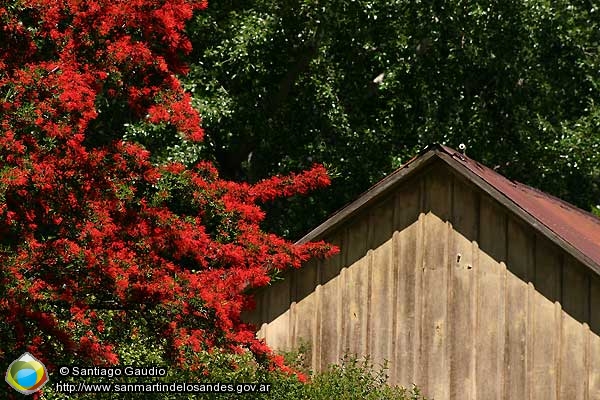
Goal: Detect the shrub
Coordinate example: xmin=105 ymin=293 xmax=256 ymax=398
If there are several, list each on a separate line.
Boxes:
xmin=306 ymin=355 xmax=425 ymax=400
xmin=40 ymin=344 xmax=426 ymax=400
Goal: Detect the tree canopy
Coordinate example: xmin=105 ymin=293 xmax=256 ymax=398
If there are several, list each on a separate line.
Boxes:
xmin=0 ymin=0 xmax=334 ymax=380
xmin=184 ymin=0 xmax=600 ymax=238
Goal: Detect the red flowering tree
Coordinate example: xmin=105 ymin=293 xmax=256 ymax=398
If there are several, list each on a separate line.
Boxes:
xmin=0 ymin=0 xmax=334 ymax=377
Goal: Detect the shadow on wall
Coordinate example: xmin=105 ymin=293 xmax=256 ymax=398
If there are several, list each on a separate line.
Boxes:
xmin=246 ymin=162 xmax=600 ymax=338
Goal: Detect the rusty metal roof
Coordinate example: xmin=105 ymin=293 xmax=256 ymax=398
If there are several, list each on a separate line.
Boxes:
xmin=299 ymin=143 xmax=600 ymax=274
xmin=437 ymin=144 xmax=600 ymax=271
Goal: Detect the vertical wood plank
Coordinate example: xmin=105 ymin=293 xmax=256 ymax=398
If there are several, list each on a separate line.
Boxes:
xmin=527 ymin=282 xmax=535 ymax=400
xmin=390 ymin=228 xmax=399 ymax=384
xmin=421 ymin=169 xmax=452 ymax=399
xmin=294 ymin=258 xmax=319 ymax=304
xmin=530 ymin=290 xmax=558 ymax=400
xmin=559 ymin=313 xmax=586 ymax=400
xmin=589 ymin=326 xmax=600 ymax=399
xmin=288 ymin=269 xmax=297 ymax=350
xmin=422 ymin=213 xmax=449 ymax=399
xmin=339 ymin=262 xmax=349 ymax=356
xmin=288 ymin=301 xmax=297 ymax=350
xmin=255 ymin=288 xmax=269 ymax=341
xmin=390 ymin=230 xmax=401 ymax=384
xmin=505 ymin=218 xmax=534 ymax=399
xmin=389 ymin=179 xmax=420 ymax=387
xmin=590 ymin=275 xmax=600 ymax=335
xmin=530 ymin=237 xmax=563 ymax=400
xmin=368 ymin=197 xmax=395 ymax=368
xmin=413 ymin=212 xmax=425 ymax=393
xmin=339 ymin=226 xmax=349 ymax=356
xmin=504 ymin=272 xmax=529 ymax=400
xmin=479 ymin=197 xmax=507 ymax=263
xmin=292 ymin=260 xmax=318 ymax=343
xmin=343 ymin=216 xmax=369 ymax=357
xmin=475 ymin=253 xmax=506 ymax=400
xmin=424 ymin=164 xmax=453 ymax=221
xmin=392 ymin=182 xmax=421 ymax=385
xmin=450 ymin=177 xmax=479 ymax=241
xmin=290 ymin=258 xmax=319 ymax=371
xmin=471 ymin=243 xmax=480 ymax=400
xmin=313 ymin=282 xmax=322 ymax=373
xmin=477 ymin=197 xmax=507 ymax=400
xmin=561 ymin=256 xmax=590 ymax=324
xmin=535 ymin=235 xmax=562 ymax=304
xmin=265 ymin=276 xmax=291 ymax=351
xmin=507 ymin=218 xmax=535 ymax=283
xmin=368 ymin=196 xmax=395 ymax=248
xmin=345 ymin=255 xmax=370 ymax=357
xmin=590 ymin=277 xmax=600 ymax=399
xmin=366 ymin=250 xmax=373 ymax=357
xmin=321 ymin=234 xmax=344 ymax=284
xmin=318 ymin=277 xmax=340 ymax=368
xmin=448 ymin=177 xmax=478 ymax=400
xmin=318 ymin=234 xmax=344 ymax=369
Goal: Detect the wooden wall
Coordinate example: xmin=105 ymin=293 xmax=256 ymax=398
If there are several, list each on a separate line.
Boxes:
xmin=248 ymin=161 xmax=600 ymax=400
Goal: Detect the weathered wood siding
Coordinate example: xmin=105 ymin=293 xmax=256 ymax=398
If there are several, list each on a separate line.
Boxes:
xmin=248 ymin=161 xmax=600 ymax=400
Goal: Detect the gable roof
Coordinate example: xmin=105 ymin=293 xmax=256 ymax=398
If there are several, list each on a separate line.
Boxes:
xmin=298 ymin=144 xmax=600 ymax=276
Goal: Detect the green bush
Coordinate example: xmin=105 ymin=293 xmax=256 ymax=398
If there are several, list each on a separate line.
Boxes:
xmin=305 ymin=355 xmax=425 ymax=400
xmin=39 ymin=343 xmax=426 ymax=400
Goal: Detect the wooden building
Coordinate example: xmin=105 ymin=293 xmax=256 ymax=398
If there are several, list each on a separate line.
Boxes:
xmin=247 ymin=144 xmax=600 ymax=399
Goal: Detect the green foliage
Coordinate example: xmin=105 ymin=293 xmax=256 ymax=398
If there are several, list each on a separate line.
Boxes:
xmin=305 ymin=355 xmax=425 ymax=400
xmin=181 ymin=0 xmax=600 ymax=238
xmin=123 ymin=122 xmax=207 ymax=166
xmin=40 ymin=344 xmax=425 ymax=400
xmin=281 ymin=339 xmax=312 ymax=377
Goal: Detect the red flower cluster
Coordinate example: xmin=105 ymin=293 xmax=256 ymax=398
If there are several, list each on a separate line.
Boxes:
xmin=0 ymin=0 xmax=336 ymax=377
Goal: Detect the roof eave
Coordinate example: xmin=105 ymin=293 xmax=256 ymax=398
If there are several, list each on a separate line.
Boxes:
xmin=296 ymin=148 xmax=439 ymax=244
